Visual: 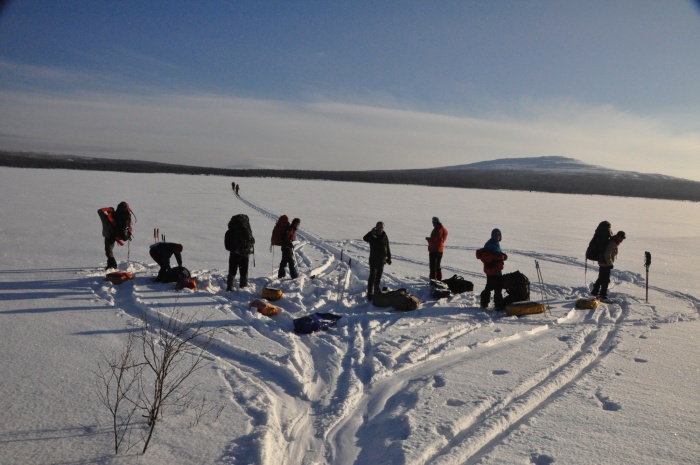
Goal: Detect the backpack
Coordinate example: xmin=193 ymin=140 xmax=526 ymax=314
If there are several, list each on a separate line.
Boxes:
xmin=502 ymin=270 xmax=530 ymax=304
xmin=293 ymin=312 xmax=342 ymax=334
xmin=113 ymin=202 xmax=133 ymax=241
xmin=98 ymin=202 xmax=134 ymax=241
xmin=161 ymin=266 xmax=191 ymax=283
xmin=225 ymin=214 xmax=255 ymax=255
xmin=441 ymin=275 xmax=474 ymax=293
xmin=271 ymin=215 xmax=290 ymax=246
xmin=585 ymin=221 xmax=612 ymax=261
xmin=372 ymin=289 xmax=421 ymax=311
xmin=430 ymin=280 xmax=452 ymax=299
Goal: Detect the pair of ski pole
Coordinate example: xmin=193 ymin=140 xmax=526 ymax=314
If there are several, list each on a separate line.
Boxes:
xmin=535 ymin=260 xmax=552 ymax=316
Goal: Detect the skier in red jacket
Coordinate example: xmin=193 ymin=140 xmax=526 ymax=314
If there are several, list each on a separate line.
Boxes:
xmin=476 ymin=228 xmax=507 ymax=309
xmin=426 ymin=216 xmax=448 ymax=281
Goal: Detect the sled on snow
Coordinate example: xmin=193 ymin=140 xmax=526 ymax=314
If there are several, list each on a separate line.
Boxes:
xmin=372 ymin=289 xmax=420 ymax=311
xmin=261 ymin=286 xmax=283 ymax=301
xmin=249 ymin=299 xmax=280 ymax=317
xmin=505 ymin=301 xmax=546 ymax=317
xmin=105 ymin=271 xmax=134 ymax=285
xmin=575 ymin=297 xmax=600 ymax=309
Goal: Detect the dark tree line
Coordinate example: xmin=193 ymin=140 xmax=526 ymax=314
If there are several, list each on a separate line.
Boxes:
xmin=2 ymin=150 xmax=699 ymax=202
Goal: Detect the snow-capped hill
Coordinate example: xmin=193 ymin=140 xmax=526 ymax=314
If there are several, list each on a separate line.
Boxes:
xmin=442 ymin=156 xmax=614 ymax=173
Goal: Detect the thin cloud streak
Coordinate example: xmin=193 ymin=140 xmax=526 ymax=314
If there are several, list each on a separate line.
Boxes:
xmin=0 ymin=89 xmax=699 ymax=181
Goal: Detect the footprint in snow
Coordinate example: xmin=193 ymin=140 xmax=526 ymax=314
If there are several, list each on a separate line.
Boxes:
xmin=432 ymin=375 xmax=446 ymax=388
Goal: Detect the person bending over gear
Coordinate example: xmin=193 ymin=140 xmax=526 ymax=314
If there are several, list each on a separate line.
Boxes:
xmin=426 ymin=216 xmax=448 ymax=281
xmin=363 ymin=221 xmax=392 ymax=301
xmin=102 ymin=201 xmax=132 ymax=270
xmin=149 ymin=242 xmax=183 ymax=282
xmin=476 ymin=228 xmax=507 ymax=310
xmin=278 ymin=218 xmax=300 ymax=279
xmin=592 ymin=231 xmax=626 ymax=301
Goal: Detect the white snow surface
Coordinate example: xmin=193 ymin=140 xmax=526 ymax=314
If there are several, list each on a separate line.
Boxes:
xmin=2 ymin=167 xmax=700 ymax=465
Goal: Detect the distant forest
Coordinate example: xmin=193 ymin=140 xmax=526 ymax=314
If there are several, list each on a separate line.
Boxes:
xmin=2 ymin=150 xmax=700 ymax=202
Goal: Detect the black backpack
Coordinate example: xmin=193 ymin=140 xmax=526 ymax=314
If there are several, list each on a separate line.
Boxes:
xmin=585 ymin=221 xmax=612 ymax=261
xmin=441 ymin=275 xmax=474 ymax=293
xmin=113 ymin=202 xmax=133 ymax=241
xmin=502 ymin=271 xmax=530 ymax=302
xmin=225 ymin=214 xmax=255 ymax=255
xmin=161 ymin=266 xmax=191 ymax=283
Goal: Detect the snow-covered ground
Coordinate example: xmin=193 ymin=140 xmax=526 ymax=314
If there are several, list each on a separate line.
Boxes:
xmin=1 ymin=167 xmax=700 ymax=465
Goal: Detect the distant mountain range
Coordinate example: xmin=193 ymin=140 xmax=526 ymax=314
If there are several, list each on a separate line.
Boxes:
xmin=1 ymin=151 xmax=698 ymax=202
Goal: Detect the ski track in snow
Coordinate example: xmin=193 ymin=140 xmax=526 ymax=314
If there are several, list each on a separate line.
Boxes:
xmin=85 ymin=194 xmax=698 ymax=465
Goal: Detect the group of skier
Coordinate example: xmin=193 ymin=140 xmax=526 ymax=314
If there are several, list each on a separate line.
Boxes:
xmin=101 ymin=197 xmax=626 ymax=307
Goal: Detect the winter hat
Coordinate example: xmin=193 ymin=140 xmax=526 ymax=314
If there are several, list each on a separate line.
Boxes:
xmin=432 ymin=216 xmax=440 ymax=224
xmin=615 ymin=231 xmax=626 ymax=240
xmin=175 ymin=243 xmax=184 ymax=253
xmin=291 ymin=218 xmax=301 ymax=227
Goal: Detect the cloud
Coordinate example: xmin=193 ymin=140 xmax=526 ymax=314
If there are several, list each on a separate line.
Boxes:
xmin=0 ymin=88 xmax=699 ymax=181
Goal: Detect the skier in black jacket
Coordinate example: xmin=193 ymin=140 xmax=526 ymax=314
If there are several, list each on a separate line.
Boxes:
xmin=363 ymin=221 xmax=392 ymax=301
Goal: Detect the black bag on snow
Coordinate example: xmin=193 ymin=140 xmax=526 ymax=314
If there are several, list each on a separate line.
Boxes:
xmin=430 ymin=280 xmax=451 ymax=299
xmin=585 ymin=221 xmax=612 ymax=261
xmin=160 ymin=266 xmax=191 ymax=283
xmin=441 ymin=275 xmax=474 ymax=293
xmin=293 ymin=312 xmax=342 ymax=334
xmin=501 ymin=270 xmax=530 ymax=304
xmin=225 ymin=214 xmax=255 ymax=255
xmin=372 ymin=289 xmax=421 ymax=311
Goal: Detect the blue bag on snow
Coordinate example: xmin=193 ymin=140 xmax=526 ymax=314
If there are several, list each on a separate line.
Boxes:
xmin=293 ymin=312 xmax=342 ymax=334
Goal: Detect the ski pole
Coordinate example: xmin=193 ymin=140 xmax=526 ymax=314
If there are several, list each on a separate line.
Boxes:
xmin=535 ymin=260 xmax=551 ymax=316
xmin=644 ymin=251 xmax=652 ymax=303
xmin=339 ymin=258 xmax=352 ymax=303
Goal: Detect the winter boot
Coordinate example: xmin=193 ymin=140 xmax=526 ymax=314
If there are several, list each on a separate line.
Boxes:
xmin=226 ymin=275 xmax=234 ymax=292
xmin=105 ymin=257 xmax=118 ymax=270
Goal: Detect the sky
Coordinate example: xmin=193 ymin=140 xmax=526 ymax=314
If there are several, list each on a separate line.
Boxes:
xmin=1 ymin=1 xmax=700 ymax=180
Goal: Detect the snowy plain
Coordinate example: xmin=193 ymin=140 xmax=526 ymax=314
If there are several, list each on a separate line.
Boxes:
xmin=1 ymin=166 xmax=700 ymax=465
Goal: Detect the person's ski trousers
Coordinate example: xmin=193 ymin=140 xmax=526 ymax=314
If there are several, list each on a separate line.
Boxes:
xmin=228 ymin=253 xmax=249 ymax=288
xmin=480 ymin=274 xmax=504 ymax=309
xmin=278 ymin=246 xmax=298 ymax=279
xmin=593 ymin=265 xmax=612 ymax=297
xmin=367 ymin=263 xmax=385 ymax=297
xmin=429 ymin=251 xmax=443 ymax=280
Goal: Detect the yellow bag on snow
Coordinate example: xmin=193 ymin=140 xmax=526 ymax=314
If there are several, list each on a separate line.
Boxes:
xmin=261 ymin=286 xmax=283 ymax=301
xmin=505 ymin=301 xmax=546 ymax=317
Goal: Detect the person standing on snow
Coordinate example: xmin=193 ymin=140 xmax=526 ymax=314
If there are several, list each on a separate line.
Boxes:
xmin=363 ymin=221 xmax=392 ymax=301
xmin=100 ymin=201 xmax=133 ymax=270
xmin=426 ymin=216 xmax=448 ymax=281
xmin=278 ymin=218 xmax=301 ymax=279
xmin=149 ymin=242 xmax=184 ymax=282
xmin=592 ymin=231 xmax=626 ymax=301
xmin=225 ymin=214 xmax=255 ymax=290
xmin=476 ymin=228 xmax=507 ymax=310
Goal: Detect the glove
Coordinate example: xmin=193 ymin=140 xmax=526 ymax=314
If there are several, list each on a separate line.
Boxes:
xmin=503 ymin=253 xmax=508 ymax=260
xmin=386 ymin=258 xmax=392 ymax=265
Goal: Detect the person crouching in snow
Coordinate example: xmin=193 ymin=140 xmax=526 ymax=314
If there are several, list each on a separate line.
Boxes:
xmin=426 ymin=216 xmax=448 ymax=281
xmin=149 ymin=242 xmax=183 ymax=282
xmin=476 ymin=228 xmax=507 ymax=310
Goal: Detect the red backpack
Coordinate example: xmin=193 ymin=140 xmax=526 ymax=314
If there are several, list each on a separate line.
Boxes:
xmin=270 ymin=215 xmax=290 ymax=246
